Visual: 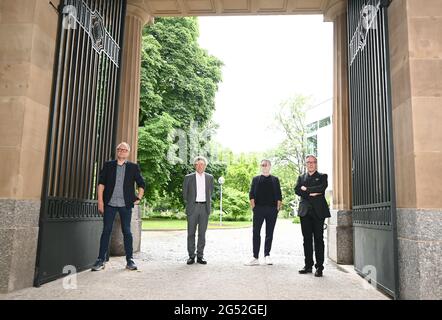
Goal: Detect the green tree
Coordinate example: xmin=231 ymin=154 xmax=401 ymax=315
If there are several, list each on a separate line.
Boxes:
xmin=265 ymin=95 xmax=311 ymax=219
xmin=140 ymin=17 xmax=223 ymax=128
xmin=138 ymin=17 xmax=224 ymax=211
xmin=271 ymin=95 xmax=310 ymax=176
xmin=270 ymin=163 xmax=298 ymax=218
xmin=214 ymin=187 xmax=251 ymax=221
xmin=224 ymin=154 xmax=259 ymax=193
xmin=137 ymin=113 xmax=177 ymax=205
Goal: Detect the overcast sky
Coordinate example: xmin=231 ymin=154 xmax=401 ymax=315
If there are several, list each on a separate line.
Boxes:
xmin=197 ymin=15 xmax=333 ymax=154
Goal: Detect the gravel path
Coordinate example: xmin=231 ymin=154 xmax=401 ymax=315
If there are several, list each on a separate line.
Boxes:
xmin=1 ymin=219 xmax=389 ymax=300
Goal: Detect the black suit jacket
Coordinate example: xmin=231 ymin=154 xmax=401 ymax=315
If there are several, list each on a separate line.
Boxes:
xmin=98 ymin=160 xmax=146 ymax=208
xmin=249 ymin=175 xmax=282 ymax=206
xmin=294 ymin=171 xmax=331 ymax=219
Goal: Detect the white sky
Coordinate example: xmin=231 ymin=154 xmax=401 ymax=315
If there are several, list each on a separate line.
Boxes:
xmin=197 ymin=15 xmax=333 ymax=154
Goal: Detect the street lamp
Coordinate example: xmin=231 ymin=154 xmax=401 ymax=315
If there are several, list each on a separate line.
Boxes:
xmin=218 ymin=176 xmax=225 ymax=226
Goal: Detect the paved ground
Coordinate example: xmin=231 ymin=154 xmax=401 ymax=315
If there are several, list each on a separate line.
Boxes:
xmin=1 ymin=219 xmax=389 ymax=300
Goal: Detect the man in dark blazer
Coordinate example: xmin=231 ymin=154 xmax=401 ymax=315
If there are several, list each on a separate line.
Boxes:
xmin=183 ymin=156 xmax=214 ymax=265
xmin=294 ymin=155 xmax=330 ymax=277
xmin=245 ymin=159 xmax=282 ymax=266
xmin=91 ymin=142 xmax=145 ymax=272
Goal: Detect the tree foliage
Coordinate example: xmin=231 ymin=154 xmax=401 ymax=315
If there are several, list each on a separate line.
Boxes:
xmin=271 ymin=95 xmax=310 ymax=176
xmin=138 ymin=17 xmax=224 ymax=208
xmin=140 ymin=17 xmax=223 ymax=128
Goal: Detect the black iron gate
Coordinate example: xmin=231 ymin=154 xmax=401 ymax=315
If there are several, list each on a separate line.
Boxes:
xmin=347 ymin=0 xmax=399 ymax=298
xmin=35 ymin=0 xmax=126 ymax=286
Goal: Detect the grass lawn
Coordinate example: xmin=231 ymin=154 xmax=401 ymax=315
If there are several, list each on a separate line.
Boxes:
xmin=142 ymin=219 xmax=252 ymax=230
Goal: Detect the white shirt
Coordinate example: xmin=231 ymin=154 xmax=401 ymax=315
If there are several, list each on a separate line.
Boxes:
xmin=195 ymin=172 xmax=206 ymax=202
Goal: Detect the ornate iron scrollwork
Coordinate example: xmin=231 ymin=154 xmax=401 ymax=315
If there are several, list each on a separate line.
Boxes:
xmin=90 ymin=12 xmax=105 ymax=53
xmin=62 ymin=0 xmax=120 ymax=66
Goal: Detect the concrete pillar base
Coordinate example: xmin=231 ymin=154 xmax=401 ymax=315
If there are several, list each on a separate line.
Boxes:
xmin=327 ymin=210 xmax=353 ymax=265
xmin=396 ymin=208 xmax=442 ymax=300
xmin=0 ymin=199 xmax=40 ymax=293
xmin=110 ymin=206 xmax=142 ymax=257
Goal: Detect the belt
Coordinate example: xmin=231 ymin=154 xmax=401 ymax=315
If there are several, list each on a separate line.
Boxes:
xmin=195 ymin=202 xmax=206 ymax=204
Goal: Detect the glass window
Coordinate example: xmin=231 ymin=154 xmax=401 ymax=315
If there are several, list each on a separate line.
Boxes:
xmin=319 ymin=117 xmax=331 ymax=128
xmin=307 ymin=135 xmax=317 ymax=156
xmin=307 ymin=122 xmax=318 ymax=133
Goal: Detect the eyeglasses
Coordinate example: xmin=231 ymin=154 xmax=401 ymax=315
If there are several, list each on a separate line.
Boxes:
xmin=306 ymin=161 xmax=317 ymax=164
xmin=261 ymin=164 xmax=268 ymax=167
xmin=117 ymin=148 xmax=129 ymax=153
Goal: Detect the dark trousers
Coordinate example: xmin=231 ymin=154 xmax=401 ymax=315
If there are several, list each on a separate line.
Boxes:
xmin=98 ymin=205 xmax=133 ymax=262
xmin=252 ymin=205 xmax=278 ymax=259
xmin=300 ymin=209 xmax=325 ymax=270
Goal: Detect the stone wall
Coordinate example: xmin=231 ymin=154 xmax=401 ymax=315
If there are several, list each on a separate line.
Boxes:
xmin=0 ymin=0 xmax=59 ymax=293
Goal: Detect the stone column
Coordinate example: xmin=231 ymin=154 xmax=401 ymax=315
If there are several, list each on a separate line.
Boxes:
xmin=0 ymin=0 xmax=59 ymax=292
xmin=324 ymin=0 xmax=353 ymax=265
xmin=388 ymin=0 xmax=442 ymax=300
xmin=110 ymin=3 xmax=153 ymax=257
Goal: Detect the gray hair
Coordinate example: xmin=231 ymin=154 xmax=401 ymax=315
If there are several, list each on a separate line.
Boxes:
xmin=261 ymin=159 xmax=272 ymax=166
xmin=193 ymin=155 xmax=208 ymax=166
xmin=117 ymin=142 xmax=131 ymax=151
xmin=305 ymin=154 xmax=317 ymax=162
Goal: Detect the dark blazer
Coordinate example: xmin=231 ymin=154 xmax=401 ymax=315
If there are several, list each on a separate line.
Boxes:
xmin=98 ymin=160 xmax=146 ymax=208
xmin=294 ymin=171 xmax=331 ymax=219
xmin=249 ymin=175 xmax=282 ymax=206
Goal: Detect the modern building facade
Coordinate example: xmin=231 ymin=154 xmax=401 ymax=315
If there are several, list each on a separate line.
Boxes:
xmin=305 ymin=98 xmax=333 ymax=199
xmin=0 ymin=0 xmax=441 ymax=299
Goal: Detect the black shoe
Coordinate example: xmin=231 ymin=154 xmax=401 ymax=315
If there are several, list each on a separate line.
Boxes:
xmin=187 ymin=257 xmax=195 ymax=265
xmin=315 ymin=269 xmax=323 ymax=277
xmin=197 ymin=257 xmax=207 ymax=265
xmin=298 ymin=267 xmax=312 ymax=274
xmin=126 ymin=259 xmax=138 ymax=270
xmin=91 ymin=259 xmax=105 ymax=271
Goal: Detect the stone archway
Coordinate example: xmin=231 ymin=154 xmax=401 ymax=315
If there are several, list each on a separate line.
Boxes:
xmin=1 ymin=0 xmax=441 ymax=299
xmin=115 ymin=0 xmax=353 ymax=277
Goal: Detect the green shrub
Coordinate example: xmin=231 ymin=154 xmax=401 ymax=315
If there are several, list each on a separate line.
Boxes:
xmin=213 ymin=186 xmax=251 ymax=221
xmin=142 ymin=210 xmax=186 ymax=220
xmin=210 ymin=212 xmax=252 ymax=222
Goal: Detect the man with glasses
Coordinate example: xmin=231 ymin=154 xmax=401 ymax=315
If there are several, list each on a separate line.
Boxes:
xmin=295 ymin=155 xmax=330 ymax=277
xmin=245 ymin=159 xmax=282 ymax=266
xmin=91 ymin=142 xmax=145 ymax=271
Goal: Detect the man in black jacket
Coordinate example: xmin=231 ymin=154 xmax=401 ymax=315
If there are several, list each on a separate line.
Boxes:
xmin=294 ymin=155 xmax=330 ymax=277
xmin=245 ymin=159 xmax=282 ymax=266
xmin=91 ymin=142 xmax=145 ymax=271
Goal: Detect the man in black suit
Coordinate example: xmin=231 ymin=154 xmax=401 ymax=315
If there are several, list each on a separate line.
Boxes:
xmin=294 ymin=155 xmax=330 ymax=277
xmin=91 ymin=142 xmax=145 ymax=271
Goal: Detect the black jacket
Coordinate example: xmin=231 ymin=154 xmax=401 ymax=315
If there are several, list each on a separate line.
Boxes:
xmin=249 ymin=175 xmax=282 ymax=206
xmin=294 ymin=171 xmax=331 ymax=219
xmin=98 ymin=160 xmax=146 ymax=208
